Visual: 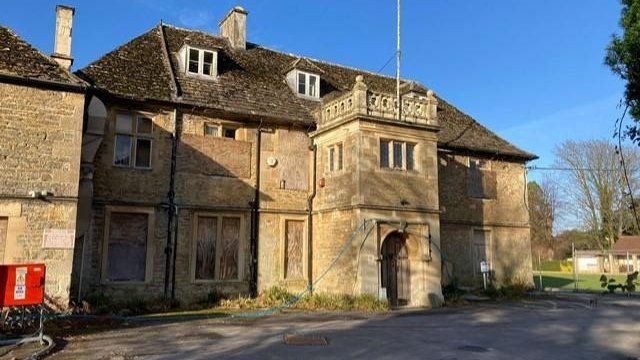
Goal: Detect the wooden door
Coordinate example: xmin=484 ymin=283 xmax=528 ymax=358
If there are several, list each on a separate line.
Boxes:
xmin=381 ymin=233 xmax=410 ymax=307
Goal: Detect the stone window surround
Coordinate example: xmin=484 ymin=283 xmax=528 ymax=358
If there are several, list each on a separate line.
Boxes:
xmin=101 ymin=206 xmax=156 ymax=285
xmin=113 ymin=112 xmax=154 ymax=170
xmin=327 ymin=142 xmax=344 ymax=173
xmin=279 ymin=216 xmax=309 ymax=283
xmin=379 ymin=138 xmax=417 ymax=172
xmin=470 ymin=227 xmax=493 ymax=278
xmin=189 ymin=212 xmax=245 ymax=284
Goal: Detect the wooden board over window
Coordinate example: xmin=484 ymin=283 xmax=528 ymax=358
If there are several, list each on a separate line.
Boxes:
xmin=468 ymin=168 xmax=497 ymax=199
xmin=194 ymin=214 xmax=241 ymax=281
xmin=178 ymin=134 xmax=252 ymax=178
xmin=0 ymin=218 xmax=7 ymax=263
xmin=220 ymin=217 xmax=240 ymax=280
xmin=285 ymin=220 xmax=304 ymax=279
xmin=196 ymin=217 xmax=217 ymax=280
xmin=106 ymin=213 xmax=149 ymax=282
xmin=472 ymin=229 xmax=492 ymax=277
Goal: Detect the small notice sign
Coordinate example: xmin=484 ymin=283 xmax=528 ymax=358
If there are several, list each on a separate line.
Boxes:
xmin=480 ymin=261 xmax=490 ymax=273
xmin=42 ymin=229 xmax=75 ymax=249
xmin=14 ymin=267 xmax=27 ymax=300
xmin=14 ymin=285 xmax=25 ymax=300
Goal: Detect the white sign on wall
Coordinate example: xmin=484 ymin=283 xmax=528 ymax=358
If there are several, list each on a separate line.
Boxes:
xmin=14 ymin=267 xmax=27 ymax=300
xmin=42 ymin=229 xmax=75 ymax=249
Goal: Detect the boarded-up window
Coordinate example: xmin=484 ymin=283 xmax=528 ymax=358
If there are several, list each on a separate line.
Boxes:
xmin=194 ymin=215 xmax=241 ymax=281
xmin=107 ymin=213 xmax=149 ymax=282
xmin=196 ymin=217 xmax=217 ymax=280
xmin=220 ymin=217 xmax=240 ymax=280
xmin=472 ymin=229 xmax=491 ymax=277
xmin=467 ymin=159 xmax=497 ymax=199
xmin=277 ymin=130 xmax=309 ymax=191
xmin=0 ymin=218 xmax=7 ymax=263
xmin=285 ymin=220 xmax=304 ymax=279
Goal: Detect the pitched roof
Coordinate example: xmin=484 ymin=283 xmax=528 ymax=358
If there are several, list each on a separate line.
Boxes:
xmin=613 ymin=236 xmax=640 ymax=252
xmin=0 ymin=25 xmax=83 ymax=86
xmin=78 ymin=23 xmax=536 ymax=160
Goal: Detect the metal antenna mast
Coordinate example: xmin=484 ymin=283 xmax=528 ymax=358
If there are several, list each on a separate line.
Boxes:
xmin=396 ymin=0 xmax=401 ymax=120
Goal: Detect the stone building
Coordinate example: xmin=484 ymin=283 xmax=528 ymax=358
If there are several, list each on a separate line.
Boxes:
xmin=0 ymin=6 xmax=536 ymax=308
xmin=0 ymin=5 xmax=86 ymax=308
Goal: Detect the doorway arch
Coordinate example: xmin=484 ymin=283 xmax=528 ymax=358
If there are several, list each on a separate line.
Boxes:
xmin=381 ymin=231 xmax=410 ymax=307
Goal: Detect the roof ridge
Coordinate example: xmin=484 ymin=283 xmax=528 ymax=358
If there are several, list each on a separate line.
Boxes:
xmin=159 ymin=22 xmax=420 ymax=85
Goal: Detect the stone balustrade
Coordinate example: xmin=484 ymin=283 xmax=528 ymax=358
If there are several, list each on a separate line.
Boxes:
xmin=316 ymin=75 xmax=438 ymax=127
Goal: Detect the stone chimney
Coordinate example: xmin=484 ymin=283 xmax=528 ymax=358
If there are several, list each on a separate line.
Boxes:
xmin=51 ymin=5 xmax=75 ymax=70
xmin=219 ymin=6 xmax=248 ymax=50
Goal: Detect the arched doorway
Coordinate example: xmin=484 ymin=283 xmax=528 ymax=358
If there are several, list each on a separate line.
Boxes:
xmin=381 ymin=232 xmax=410 ymax=307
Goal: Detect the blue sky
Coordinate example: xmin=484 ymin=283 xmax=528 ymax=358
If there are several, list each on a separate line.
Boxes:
xmin=1 ymin=0 xmax=628 ymax=176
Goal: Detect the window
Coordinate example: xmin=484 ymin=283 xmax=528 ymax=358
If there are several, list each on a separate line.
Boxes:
xmin=296 ymin=71 xmax=320 ymax=98
xmin=468 ymin=158 xmax=497 ymax=199
xmin=194 ymin=215 xmax=241 ymax=281
xmin=380 ymin=139 xmax=416 ymax=171
xmin=114 ymin=114 xmax=153 ymax=169
xmin=186 ymin=47 xmax=217 ymax=77
xmin=204 ymin=123 xmax=219 ymax=137
xmin=223 ymin=127 xmax=237 ymax=139
xmin=104 ymin=211 xmax=151 ymax=282
xmin=327 ymin=143 xmax=343 ymax=172
xmin=285 ymin=220 xmax=304 ymax=279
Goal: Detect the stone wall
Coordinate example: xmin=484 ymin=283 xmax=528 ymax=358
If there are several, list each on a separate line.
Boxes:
xmin=85 ymin=104 xmax=312 ymax=303
xmin=438 ymin=152 xmax=533 ymax=287
xmin=0 ymin=82 xmax=84 ymax=307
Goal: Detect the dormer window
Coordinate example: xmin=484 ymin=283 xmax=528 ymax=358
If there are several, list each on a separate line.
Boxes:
xmin=184 ymin=46 xmax=217 ymax=77
xmin=295 ymin=71 xmax=320 ymax=99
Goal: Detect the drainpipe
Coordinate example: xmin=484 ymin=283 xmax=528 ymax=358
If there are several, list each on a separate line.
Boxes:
xmin=249 ymin=122 xmax=263 ymax=297
xmin=164 ymin=108 xmax=180 ymax=298
xmin=307 ymin=142 xmax=318 ymax=293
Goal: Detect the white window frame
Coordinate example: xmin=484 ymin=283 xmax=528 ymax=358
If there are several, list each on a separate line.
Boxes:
xmin=113 ymin=113 xmax=154 ymax=169
xmin=101 ymin=206 xmax=155 ymax=285
xmin=190 ymin=212 xmax=245 ymax=283
xmin=296 ymin=71 xmax=320 ymax=99
xmin=379 ymin=139 xmax=416 ymax=171
xmin=202 ymin=122 xmax=239 ymax=140
xmin=185 ymin=46 xmax=217 ymax=78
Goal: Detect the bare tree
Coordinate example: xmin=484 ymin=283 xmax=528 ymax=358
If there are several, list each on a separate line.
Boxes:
xmin=553 ymin=140 xmax=640 ymax=249
xmin=528 ymin=179 xmax=561 ymax=260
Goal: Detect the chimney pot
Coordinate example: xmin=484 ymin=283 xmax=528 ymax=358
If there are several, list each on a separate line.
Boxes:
xmin=51 ymin=4 xmax=75 ymax=70
xmin=219 ymin=6 xmax=248 ymax=50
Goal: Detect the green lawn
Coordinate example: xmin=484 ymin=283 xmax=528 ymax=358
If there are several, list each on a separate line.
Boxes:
xmin=533 ymin=271 xmax=635 ymax=292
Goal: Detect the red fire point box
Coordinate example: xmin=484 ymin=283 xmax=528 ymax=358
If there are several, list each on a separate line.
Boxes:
xmin=0 ymin=264 xmax=46 ymax=307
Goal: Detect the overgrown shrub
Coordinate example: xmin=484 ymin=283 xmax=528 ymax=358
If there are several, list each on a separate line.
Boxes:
xmin=82 ymin=293 xmax=179 ymax=316
xmin=483 ymin=279 xmax=533 ymax=299
xmin=442 ymin=278 xmax=466 ymax=304
xmin=600 ymin=271 xmax=639 ymax=294
xmin=217 ymin=287 xmax=388 ymax=312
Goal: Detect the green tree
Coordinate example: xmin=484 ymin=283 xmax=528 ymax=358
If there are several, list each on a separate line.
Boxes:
xmin=528 ymin=180 xmax=558 ymax=260
xmin=606 ymin=0 xmax=640 ymax=132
